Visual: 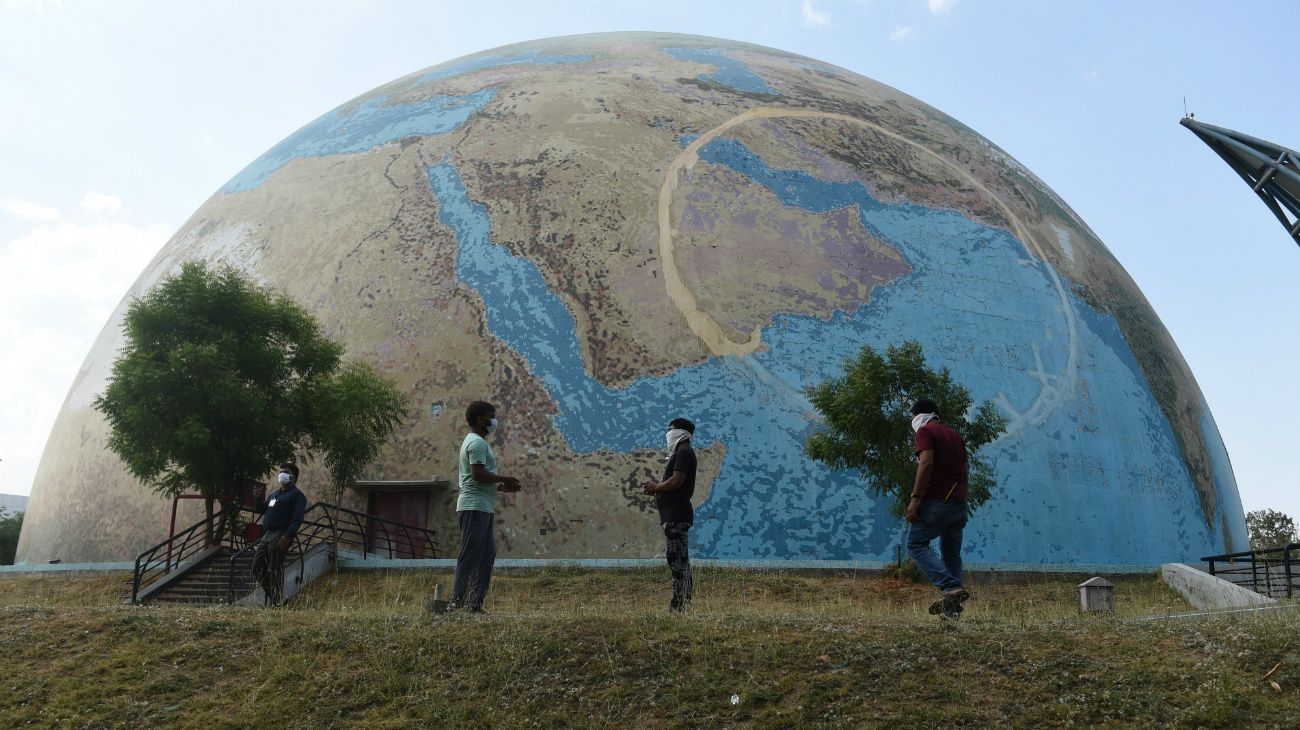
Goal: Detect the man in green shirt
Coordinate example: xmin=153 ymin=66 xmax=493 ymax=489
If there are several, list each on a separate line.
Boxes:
xmin=450 ymin=400 xmax=522 ymax=612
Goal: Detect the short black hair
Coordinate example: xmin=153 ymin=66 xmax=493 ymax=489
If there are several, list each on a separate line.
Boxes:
xmin=910 ymin=399 xmax=939 ymax=416
xmin=280 ymin=462 xmax=299 ymax=479
xmin=668 ymin=417 xmax=695 ymax=434
xmin=466 ymin=400 xmax=496 ymax=426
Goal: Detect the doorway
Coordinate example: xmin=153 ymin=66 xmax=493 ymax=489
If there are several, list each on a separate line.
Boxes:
xmin=366 ymin=490 xmax=431 ymax=558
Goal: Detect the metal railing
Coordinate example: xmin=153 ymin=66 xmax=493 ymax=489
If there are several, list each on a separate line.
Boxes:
xmin=226 ymin=522 xmax=307 ymax=605
xmin=303 ymin=502 xmax=440 ymax=560
xmin=130 ymin=504 xmax=253 ymax=603
xmin=225 ymin=501 xmax=441 ymax=604
xmin=1202 ymin=543 xmax=1300 ymax=599
xmin=132 ymin=499 xmax=443 ymax=606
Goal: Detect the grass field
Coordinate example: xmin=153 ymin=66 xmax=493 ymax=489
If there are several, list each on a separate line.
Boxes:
xmin=1 ymin=567 xmax=1296 ymax=728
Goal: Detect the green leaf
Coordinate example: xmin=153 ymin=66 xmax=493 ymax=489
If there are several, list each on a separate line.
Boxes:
xmin=803 ymin=340 xmax=1007 ymax=519
xmin=94 ymin=262 xmax=408 ymax=501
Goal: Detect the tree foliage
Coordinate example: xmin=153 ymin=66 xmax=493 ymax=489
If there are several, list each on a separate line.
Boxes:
xmin=1246 ymin=509 xmax=1298 ymax=550
xmin=94 ymin=262 xmax=409 ymax=501
xmin=0 ymin=508 xmax=22 ymax=565
xmin=804 ymin=341 xmax=1007 ymax=519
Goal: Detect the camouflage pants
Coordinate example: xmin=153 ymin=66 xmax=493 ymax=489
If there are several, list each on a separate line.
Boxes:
xmin=663 ymin=522 xmax=693 ymax=610
xmin=251 ymin=529 xmax=286 ymax=605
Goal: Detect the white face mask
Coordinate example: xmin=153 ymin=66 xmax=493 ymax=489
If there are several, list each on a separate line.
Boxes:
xmin=665 ymin=428 xmax=691 ymax=458
xmin=278 ymin=472 xmax=293 ymax=486
xmin=487 ymin=417 xmax=498 ymax=433
xmin=911 ymin=413 xmax=938 ymax=433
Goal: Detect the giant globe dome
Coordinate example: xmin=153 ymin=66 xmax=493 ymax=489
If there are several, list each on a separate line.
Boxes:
xmin=18 ymin=33 xmax=1247 ymax=565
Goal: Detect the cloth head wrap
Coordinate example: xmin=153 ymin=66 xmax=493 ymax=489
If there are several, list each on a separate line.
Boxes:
xmin=665 ymin=428 xmax=692 ymax=460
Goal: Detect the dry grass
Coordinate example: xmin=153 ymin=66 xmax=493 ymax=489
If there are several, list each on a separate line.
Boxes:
xmin=1 ymin=567 xmax=1296 ymax=728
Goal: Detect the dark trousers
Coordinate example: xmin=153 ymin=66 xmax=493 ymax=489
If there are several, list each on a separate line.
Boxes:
xmin=251 ymin=529 xmax=286 ymax=604
xmin=663 ymin=522 xmax=693 ymax=610
xmin=452 ymin=510 xmax=497 ymax=609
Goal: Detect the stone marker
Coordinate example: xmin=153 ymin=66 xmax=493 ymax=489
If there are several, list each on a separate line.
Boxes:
xmin=1078 ymin=576 xmax=1115 ymax=612
xmin=426 ymin=583 xmax=450 ymax=614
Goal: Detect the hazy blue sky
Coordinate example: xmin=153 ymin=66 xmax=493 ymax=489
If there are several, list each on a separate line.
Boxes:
xmin=2 ymin=0 xmax=1297 ymax=527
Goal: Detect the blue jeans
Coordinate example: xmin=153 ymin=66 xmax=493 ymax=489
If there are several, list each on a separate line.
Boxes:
xmin=906 ymin=500 xmax=967 ymax=592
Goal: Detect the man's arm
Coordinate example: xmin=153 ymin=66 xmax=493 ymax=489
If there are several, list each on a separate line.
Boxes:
xmin=470 ymin=463 xmax=521 ymax=492
xmin=643 ymin=470 xmax=686 ymax=494
xmin=254 ymin=488 xmax=270 ymax=515
xmin=277 ymin=492 xmax=307 ymax=551
xmin=906 ymin=450 xmax=935 ymax=523
xmin=286 ymin=492 xmax=306 ymax=536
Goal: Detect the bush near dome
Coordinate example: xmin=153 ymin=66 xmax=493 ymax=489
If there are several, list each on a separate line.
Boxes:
xmin=93 ymin=262 xmax=409 ymax=524
xmin=0 ymin=509 xmax=22 ymax=565
xmin=805 ymin=341 xmax=1006 ymax=519
xmin=17 ymin=33 xmax=1248 ymax=564
xmin=1246 ymin=509 xmax=1298 ymax=550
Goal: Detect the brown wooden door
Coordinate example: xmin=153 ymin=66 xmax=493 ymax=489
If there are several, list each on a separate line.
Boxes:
xmin=367 ymin=490 xmax=430 ymax=558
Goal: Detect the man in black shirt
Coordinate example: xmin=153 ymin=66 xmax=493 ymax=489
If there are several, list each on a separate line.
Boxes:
xmin=252 ymin=462 xmax=307 ymax=606
xmin=643 ymin=417 xmax=697 ymax=613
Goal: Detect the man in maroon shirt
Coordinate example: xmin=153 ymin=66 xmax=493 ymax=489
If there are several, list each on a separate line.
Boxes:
xmin=905 ymin=399 xmax=971 ymax=619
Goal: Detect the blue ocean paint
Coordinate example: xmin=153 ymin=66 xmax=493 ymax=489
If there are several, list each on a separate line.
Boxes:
xmin=406 ymin=49 xmax=592 ymax=87
xmin=222 ymin=51 xmax=591 ymax=193
xmin=426 ymin=132 xmax=1241 ymax=565
xmin=225 ymin=90 xmax=496 ymax=193
xmin=664 ymin=47 xmax=776 ymax=94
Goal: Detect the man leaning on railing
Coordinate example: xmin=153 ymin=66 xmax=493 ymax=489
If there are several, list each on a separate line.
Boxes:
xmin=252 ymin=462 xmax=307 ymax=606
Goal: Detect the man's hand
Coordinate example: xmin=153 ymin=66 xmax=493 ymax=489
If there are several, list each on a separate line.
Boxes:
xmin=500 ymin=476 xmax=523 ymax=493
xmin=277 ymin=535 xmax=292 ymax=552
xmin=905 ymin=499 xmax=921 ymax=524
xmin=642 ymin=481 xmax=658 ymax=495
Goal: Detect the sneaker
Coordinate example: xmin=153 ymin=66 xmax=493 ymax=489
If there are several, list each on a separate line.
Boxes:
xmin=929 ymin=588 xmax=970 ymax=617
xmin=943 ymin=588 xmax=969 ymax=617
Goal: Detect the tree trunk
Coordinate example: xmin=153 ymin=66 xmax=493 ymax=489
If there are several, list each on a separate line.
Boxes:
xmin=204 ymin=496 xmax=216 ymax=546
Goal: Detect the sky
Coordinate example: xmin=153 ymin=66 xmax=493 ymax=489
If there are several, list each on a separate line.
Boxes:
xmin=1 ymin=0 xmax=1297 ymax=526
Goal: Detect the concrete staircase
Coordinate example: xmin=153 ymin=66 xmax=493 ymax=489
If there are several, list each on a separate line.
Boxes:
xmin=130 ymin=501 xmax=437 ymax=607
xmin=135 ymin=547 xmax=257 ymax=605
xmin=133 ymin=542 xmax=334 ymax=607
xmin=149 ymin=550 xmax=256 ymax=605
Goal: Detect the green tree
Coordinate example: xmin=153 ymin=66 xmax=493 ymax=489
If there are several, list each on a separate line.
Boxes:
xmin=1246 ymin=509 xmax=1298 ymax=550
xmin=804 ymin=340 xmax=1007 ymax=518
xmin=94 ymin=262 xmax=409 ymax=536
xmin=0 ymin=508 xmax=22 ymax=565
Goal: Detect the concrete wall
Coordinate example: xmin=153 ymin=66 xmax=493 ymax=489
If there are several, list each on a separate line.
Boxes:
xmin=1160 ymin=562 xmax=1276 ymax=611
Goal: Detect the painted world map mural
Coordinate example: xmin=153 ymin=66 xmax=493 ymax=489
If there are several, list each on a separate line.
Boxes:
xmin=18 ymin=33 xmax=1247 ymax=565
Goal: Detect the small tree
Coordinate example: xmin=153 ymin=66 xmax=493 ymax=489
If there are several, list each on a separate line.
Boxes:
xmin=1246 ymin=509 xmax=1298 ymax=550
xmin=804 ymin=340 xmax=1007 ymax=518
xmin=0 ymin=508 xmax=23 ymax=565
xmin=94 ymin=262 xmax=409 ymax=538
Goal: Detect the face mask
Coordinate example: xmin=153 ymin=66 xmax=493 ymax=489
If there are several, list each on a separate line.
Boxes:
xmin=665 ymin=428 xmax=691 ymax=458
xmin=911 ymin=413 xmax=937 ymax=433
xmin=487 ymin=417 xmax=498 ymax=433
xmin=278 ymin=472 xmax=293 ymax=486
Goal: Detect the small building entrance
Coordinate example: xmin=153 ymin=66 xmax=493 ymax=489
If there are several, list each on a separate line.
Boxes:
xmin=351 ymin=479 xmax=448 ymax=559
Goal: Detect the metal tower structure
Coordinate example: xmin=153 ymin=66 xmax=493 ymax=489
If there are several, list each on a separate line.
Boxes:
xmin=1181 ymin=117 xmax=1300 ymax=248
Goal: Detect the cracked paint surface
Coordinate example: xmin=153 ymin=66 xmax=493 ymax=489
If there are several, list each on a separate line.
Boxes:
xmin=18 ymin=33 xmax=1246 ymax=564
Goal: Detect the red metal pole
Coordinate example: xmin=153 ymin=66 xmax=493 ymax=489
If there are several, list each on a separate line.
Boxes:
xmin=164 ymin=494 xmax=207 ymax=573
xmin=165 ymin=496 xmax=179 ymax=572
